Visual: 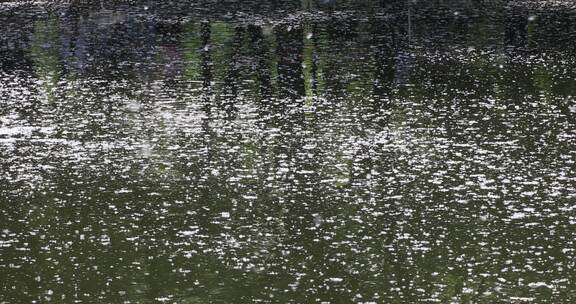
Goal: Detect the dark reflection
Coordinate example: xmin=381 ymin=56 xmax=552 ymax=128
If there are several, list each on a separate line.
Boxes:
xmin=371 ymin=17 xmax=397 ymax=104
xmin=220 ymin=26 xmax=243 ymax=117
xmin=505 ymin=6 xmax=528 ymax=49
xmin=200 ymin=20 xmax=212 ymax=93
xmin=2 ymin=1 xmax=576 ymax=303
xmin=275 ymin=24 xmax=305 ymax=101
xmin=247 ymin=24 xmax=273 ymax=100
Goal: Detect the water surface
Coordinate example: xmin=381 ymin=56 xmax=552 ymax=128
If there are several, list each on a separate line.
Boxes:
xmin=1 ymin=1 xmax=576 ymax=303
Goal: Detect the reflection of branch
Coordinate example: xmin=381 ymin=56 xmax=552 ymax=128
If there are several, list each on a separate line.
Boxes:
xmin=200 ymin=20 xmax=212 ymax=96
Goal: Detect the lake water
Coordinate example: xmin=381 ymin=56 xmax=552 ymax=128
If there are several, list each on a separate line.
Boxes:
xmin=1 ymin=0 xmax=576 ymax=303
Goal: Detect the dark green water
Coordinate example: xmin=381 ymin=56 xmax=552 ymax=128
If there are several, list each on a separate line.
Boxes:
xmin=1 ymin=1 xmax=576 ymax=303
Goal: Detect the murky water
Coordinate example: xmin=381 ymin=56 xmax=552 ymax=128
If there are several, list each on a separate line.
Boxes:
xmin=1 ymin=1 xmax=576 ymax=303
